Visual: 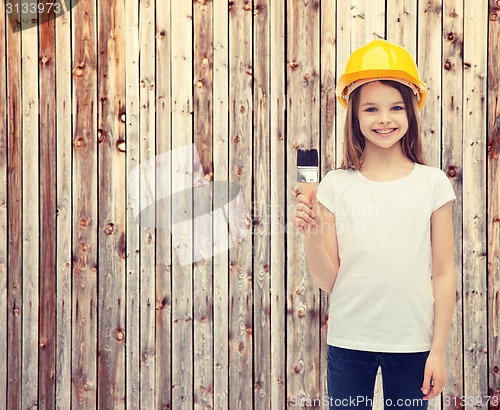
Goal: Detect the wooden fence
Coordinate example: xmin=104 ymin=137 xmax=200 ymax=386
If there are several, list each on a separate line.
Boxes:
xmin=0 ymin=0 xmax=499 ymax=409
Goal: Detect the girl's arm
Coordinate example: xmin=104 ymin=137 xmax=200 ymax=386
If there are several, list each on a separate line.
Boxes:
xmin=429 ymin=200 xmax=456 ymax=355
xmin=422 ymin=200 xmax=456 ymax=400
xmin=303 ymin=195 xmax=340 ymax=293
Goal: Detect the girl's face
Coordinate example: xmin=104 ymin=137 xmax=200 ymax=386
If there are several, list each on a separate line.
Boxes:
xmin=357 ymin=81 xmax=409 ymax=151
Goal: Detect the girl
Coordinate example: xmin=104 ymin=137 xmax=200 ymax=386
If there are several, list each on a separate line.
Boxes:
xmin=293 ymin=39 xmax=456 ymax=409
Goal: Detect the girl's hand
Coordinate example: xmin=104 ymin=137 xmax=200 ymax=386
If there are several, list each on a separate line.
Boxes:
xmin=421 ymin=352 xmax=447 ymax=400
xmin=292 ymin=188 xmax=321 ymax=237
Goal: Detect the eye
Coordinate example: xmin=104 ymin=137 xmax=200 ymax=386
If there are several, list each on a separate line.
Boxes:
xmin=364 ymin=107 xmax=377 ymax=113
xmin=392 ymin=105 xmax=405 ymax=111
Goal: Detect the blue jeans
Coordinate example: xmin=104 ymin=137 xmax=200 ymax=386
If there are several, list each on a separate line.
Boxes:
xmin=327 ymin=346 xmax=429 ymax=409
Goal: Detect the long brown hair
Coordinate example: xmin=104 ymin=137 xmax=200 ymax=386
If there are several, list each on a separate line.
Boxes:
xmin=338 ymin=80 xmax=427 ymax=170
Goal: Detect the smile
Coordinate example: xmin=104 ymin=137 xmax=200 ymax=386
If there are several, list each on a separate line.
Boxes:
xmin=373 ymin=128 xmax=397 ymax=135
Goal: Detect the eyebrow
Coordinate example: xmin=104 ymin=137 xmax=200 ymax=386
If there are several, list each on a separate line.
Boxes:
xmin=361 ymin=101 xmax=405 ymax=107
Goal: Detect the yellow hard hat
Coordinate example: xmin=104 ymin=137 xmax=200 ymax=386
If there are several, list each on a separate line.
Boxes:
xmin=336 ymin=39 xmax=427 ymax=110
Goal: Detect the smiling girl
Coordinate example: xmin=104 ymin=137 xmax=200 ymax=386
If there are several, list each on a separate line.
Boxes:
xmin=293 ymin=40 xmax=457 ymax=409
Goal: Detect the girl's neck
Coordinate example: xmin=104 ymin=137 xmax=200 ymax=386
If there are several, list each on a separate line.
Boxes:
xmin=360 ymin=144 xmax=413 ymax=171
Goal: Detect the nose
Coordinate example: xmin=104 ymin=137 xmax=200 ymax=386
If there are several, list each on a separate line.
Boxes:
xmin=377 ymin=110 xmax=391 ymax=124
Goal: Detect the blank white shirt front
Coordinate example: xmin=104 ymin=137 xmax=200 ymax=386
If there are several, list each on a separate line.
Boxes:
xmin=316 ymin=163 xmax=456 ymax=353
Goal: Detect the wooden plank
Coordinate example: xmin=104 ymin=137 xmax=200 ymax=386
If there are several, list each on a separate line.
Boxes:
xmin=253 ymin=0 xmax=271 ymax=408
xmin=6 ymin=7 xmax=22 ymax=406
xmin=138 ymin=0 xmax=156 ymax=407
xmin=487 ymin=0 xmax=500 ymax=403
xmin=171 ymin=0 xmax=193 ymax=408
xmin=212 ymin=0 xmax=229 ymax=407
xmin=286 ymin=0 xmax=320 ymax=405
xmin=97 ymin=0 xmax=126 ymax=407
xmin=334 ymin=1 xmax=351 ymax=170
xmin=228 ymin=0 xmax=253 ymax=407
xmin=0 ymin=0 xmax=7 ymax=405
xmin=386 ymin=0 xmax=417 ymax=55
xmin=350 ymin=0 xmax=385 ymax=46
xmin=124 ymin=0 xmax=141 ymax=406
xmin=269 ymin=0 xmax=286 ymax=407
xmin=462 ymin=0 xmax=489 ymax=405
xmin=335 ymin=0 xmax=385 ymax=167
xmin=193 ymin=0 xmax=214 ymax=408
xmin=39 ymin=11 xmax=57 ymax=409
xmin=154 ymin=0 xmax=172 ymax=408
xmin=417 ymin=3 xmax=443 ymax=409
xmin=71 ymin=0 xmax=98 ymax=405
xmin=21 ymin=12 xmax=39 ymax=410
xmin=320 ymin=0 xmax=336 ymax=404
xmin=441 ymin=1 xmax=464 ymax=408
xmin=418 ymin=0 xmax=443 ymax=167
xmin=55 ymin=7 xmax=72 ymax=410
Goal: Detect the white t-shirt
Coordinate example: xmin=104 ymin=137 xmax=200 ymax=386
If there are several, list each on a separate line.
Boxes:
xmin=316 ymin=163 xmax=456 ymax=353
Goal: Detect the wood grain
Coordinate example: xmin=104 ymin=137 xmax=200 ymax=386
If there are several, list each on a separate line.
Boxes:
xmin=71 ymin=0 xmax=98 ymax=406
xmin=193 ymin=0 xmax=215 ymax=408
xmin=213 ymin=0 xmax=230 ymax=407
xmin=21 ymin=14 xmax=40 ymax=409
xmin=229 ymin=1 xmax=254 ymax=408
xmin=441 ymin=0 xmax=465 ymax=408
xmin=269 ymin=0 xmax=286 ymax=407
xmin=155 ymin=0 xmax=172 ymax=409
xmin=386 ymin=0 xmax=417 ymax=55
xmin=97 ymin=0 xmax=126 ymax=406
xmin=39 ymin=12 xmax=57 ymax=410
xmin=138 ymin=0 xmax=157 ymax=407
xmin=55 ymin=6 xmax=72 ymax=409
xmin=171 ymin=0 xmax=193 ymax=408
xmin=419 ymin=2 xmax=444 ymax=409
xmin=286 ymin=0 xmax=321 ymax=405
xmin=463 ymin=0 xmax=489 ymax=406
xmin=418 ymin=0 xmax=443 ymax=168
xmin=0 ymin=0 xmax=8 ymax=405
xmin=124 ymin=0 xmax=141 ymax=407
xmin=335 ymin=1 xmax=349 ymax=167
xmin=488 ymin=0 xmax=500 ymax=404
xmin=6 ymin=3 xmax=23 ymax=409
xmin=254 ymin=0 xmax=271 ymax=408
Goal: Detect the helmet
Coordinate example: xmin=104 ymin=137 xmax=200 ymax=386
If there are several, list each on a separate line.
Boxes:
xmin=336 ymin=39 xmax=427 ymax=110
